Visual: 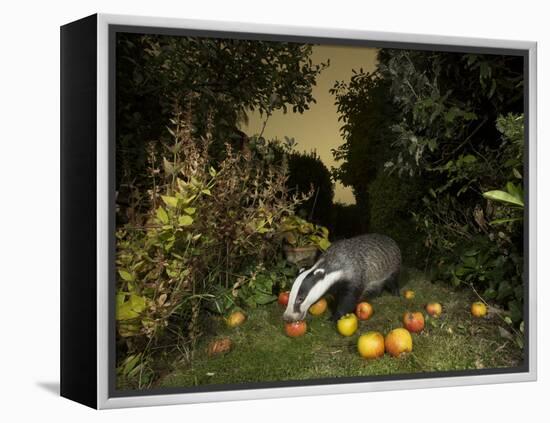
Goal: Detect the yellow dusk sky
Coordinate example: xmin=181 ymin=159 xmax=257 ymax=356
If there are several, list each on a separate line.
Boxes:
xmin=243 ymin=44 xmax=378 ymax=205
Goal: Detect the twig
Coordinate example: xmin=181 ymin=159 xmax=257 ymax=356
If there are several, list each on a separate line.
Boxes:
xmin=258 ymin=109 xmax=272 ymax=139
xmin=309 ymin=186 xmax=320 ymax=221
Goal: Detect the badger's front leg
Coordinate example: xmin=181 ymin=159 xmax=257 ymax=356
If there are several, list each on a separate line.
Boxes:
xmin=330 ymin=285 xmax=362 ymax=322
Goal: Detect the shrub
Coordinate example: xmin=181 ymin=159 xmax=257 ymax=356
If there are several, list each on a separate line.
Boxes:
xmin=367 ymin=171 xmax=426 ymax=265
xmin=115 ymin=107 xmax=309 ymax=388
xmin=286 ymin=149 xmax=334 ymax=224
xmin=326 ymin=202 xmax=366 ymax=240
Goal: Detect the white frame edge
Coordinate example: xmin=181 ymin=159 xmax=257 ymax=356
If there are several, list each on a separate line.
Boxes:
xmin=96 ymin=13 xmax=537 ymax=409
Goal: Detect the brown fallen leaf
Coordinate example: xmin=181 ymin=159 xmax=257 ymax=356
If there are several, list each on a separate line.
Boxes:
xmin=207 ymin=338 xmax=232 ymax=356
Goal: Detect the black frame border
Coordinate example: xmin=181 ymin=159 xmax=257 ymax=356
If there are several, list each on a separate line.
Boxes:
xmin=60 ymin=14 xmax=98 ymax=409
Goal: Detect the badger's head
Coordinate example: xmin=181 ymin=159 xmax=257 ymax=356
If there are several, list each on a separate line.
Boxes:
xmin=283 ymin=263 xmax=342 ymax=322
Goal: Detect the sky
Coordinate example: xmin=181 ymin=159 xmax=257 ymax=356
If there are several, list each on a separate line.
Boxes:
xmin=243 ymin=44 xmax=378 ymax=204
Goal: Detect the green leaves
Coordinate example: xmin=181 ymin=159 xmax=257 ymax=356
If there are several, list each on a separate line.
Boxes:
xmin=118 ymin=269 xmax=135 ymax=282
xmin=156 ymin=207 xmax=169 ymax=224
xmin=116 ymin=294 xmax=147 ymax=321
xmin=483 ymin=181 xmax=524 ymax=222
xmin=280 ymin=215 xmax=331 ymax=251
xmin=483 ymin=189 xmax=524 ymax=207
xmin=178 ymin=215 xmax=194 ymax=227
xmin=161 ymin=195 xmax=178 ymax=208
xmin=317 ymin=238 xmax=331 ymax=251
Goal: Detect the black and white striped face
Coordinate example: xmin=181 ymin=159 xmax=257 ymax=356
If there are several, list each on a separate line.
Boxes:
xmin=283 ymin=263 xmax=342 ymax=322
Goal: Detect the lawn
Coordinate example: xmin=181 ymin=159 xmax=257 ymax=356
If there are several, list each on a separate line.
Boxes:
xmin=159 ymin=269 xmax=524 ymax=389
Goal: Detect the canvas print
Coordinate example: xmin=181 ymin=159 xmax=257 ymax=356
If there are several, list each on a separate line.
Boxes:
xmin=114 ymin=31 xmax=526 ymax=391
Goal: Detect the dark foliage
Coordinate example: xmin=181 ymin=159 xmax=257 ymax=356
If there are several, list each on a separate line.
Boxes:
xmin=287 ymin=149 xmax=334 ymax=225
xmin=116 ymin=33 xmax=327 ymax=194
xmin=331 ymin=49 xmax=525 ymax=325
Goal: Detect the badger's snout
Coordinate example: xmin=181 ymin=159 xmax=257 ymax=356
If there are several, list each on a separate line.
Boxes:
xmin=282 ymin=309 xmax=305 ymax=323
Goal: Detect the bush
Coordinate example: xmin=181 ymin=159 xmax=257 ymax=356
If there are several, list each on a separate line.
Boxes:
xmin=367 ymin=171 xmax=426 ymax=265
xmin=115 ymin=108 xmax=309 ymax=388
xmin=326 ymin=203 xmax=366 ymax=240
xmin=430 ymin=114 xmax=525 ymax=325
xmin=286 ymin=149 xmax=334 ymax=224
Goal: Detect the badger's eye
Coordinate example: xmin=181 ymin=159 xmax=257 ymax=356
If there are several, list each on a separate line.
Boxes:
xmin=296 ymin=295 xmax=304 ymax=303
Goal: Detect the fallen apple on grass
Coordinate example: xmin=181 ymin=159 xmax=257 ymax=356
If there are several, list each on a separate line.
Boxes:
xmin=471 ymin=301 xmax=487 ymax=317
xmin=402 ymin=311 xmax=425 ymax=333
xmin=226 ymin=310 xmax=246 ymax=328
xmin=337 ymin=313 xmax=358 ymax=337
xmin=385 ymin=328 xmax=413 ymax=357
xmin=357 ymin=331 xmax=385 ymax=359
xmin=403 ymin=290 xmax=415 ymax=300
xmin=278 ymin=291 xmax=290 ymax=306
xmin=285 ymin=320 xmax=307 ymax=337
xmin=425 ymin=302 xmax=443 ymax=317
xmin=309 ymin=298 xmax=328 ymax=316
xmin=355 ymin=301 xmax=374 ymax=320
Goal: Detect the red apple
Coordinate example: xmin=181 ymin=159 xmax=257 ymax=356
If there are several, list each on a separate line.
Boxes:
xmin=425 ymin=302 xmax=443 ymax=317
xmin=355 ymin=301 xmax=374 ymax=320
xmin=402 ymin=311 xmax=425 ymax=333
xmin=285 ymin=320 xmax=307 ymax=337
xmin=278 ymin=291 xmax=290 ymax=306
xmin=309 ymin=298 xmax=328 ymax=316
xmin=385 ymin=328 xmax=413 ymax=357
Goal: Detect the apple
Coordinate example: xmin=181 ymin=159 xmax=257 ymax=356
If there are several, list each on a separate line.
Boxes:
xmin=309 ymin=298 xmax=328 ymax=316
xmin=471 ymin=301 xmax=487 ymax=317
xmin=357 ymin=331 xmax=385 ymax=359
xmin=385 ymin=328 xmax=413 ymax=357
xmin=355 ymin=302 xmax=374 ymax=320
xmin=425 ymin=302 xmax=443 ymax=317
xmin=337 ymin=313 xmax=358 ymax=337
xmin=403 ymin=290 xmax=415 ymax=300
xmin=226 ymin=310 xmax=246 ymax=328
xmin=402 ymin=311 xmax=425 ymax=333
xmin=278 ymin=291 xmax=290 ymax=306
xmin=285 ymin=320 xmax=307 ymax=337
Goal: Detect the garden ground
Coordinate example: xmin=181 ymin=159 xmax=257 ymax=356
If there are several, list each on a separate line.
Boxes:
xmin=159 ymin=269 xmax=524 ymax=389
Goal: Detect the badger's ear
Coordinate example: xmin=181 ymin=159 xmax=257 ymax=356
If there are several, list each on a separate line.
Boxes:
xmin=314 ymin=268 xmax=325 ymax=277
xmin=299 ymin=267 xmax=306 ymax=273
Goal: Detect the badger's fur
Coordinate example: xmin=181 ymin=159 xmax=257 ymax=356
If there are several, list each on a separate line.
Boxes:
xmin=283 ymin=234 xmax=401 ymax=322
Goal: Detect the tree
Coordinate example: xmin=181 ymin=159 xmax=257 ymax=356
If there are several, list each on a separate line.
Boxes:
xmin=331 ymin=48 xmax=525 ymax=321
xmin=116 ymin=33 xmax=328 ymax=191
xmin=330 ymin=67 xmax=425 ymax=260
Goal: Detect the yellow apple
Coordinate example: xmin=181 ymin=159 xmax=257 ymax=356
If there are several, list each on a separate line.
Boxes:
xmin=357 ymin=331 xmax=385 ymax=359
xmin=471 ymin=302 xmax=487 ymax=317
xmin=403 ymin=290 xmax=415 ymax=300
xmin=226 ymin=310 xmax=246 ymax=327
xmin=337 ymin=313 xmax=358 ymax=337
xmin=425 ymin=302 xmax=443 ymax=317
xmin=385 ymin=328 xmax=413 ymax=357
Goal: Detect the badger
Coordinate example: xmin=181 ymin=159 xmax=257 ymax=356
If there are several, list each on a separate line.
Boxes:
xmin=283 ymin=233 xmax=401 ymax=323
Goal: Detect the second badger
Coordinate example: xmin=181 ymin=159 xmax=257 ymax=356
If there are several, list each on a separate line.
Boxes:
xmin=283 ymin=233 xmax=402 ymax=322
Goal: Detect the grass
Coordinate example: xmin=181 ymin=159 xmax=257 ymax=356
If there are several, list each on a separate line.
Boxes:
xmin=159 ymin=269 xmax=524 ymax=389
